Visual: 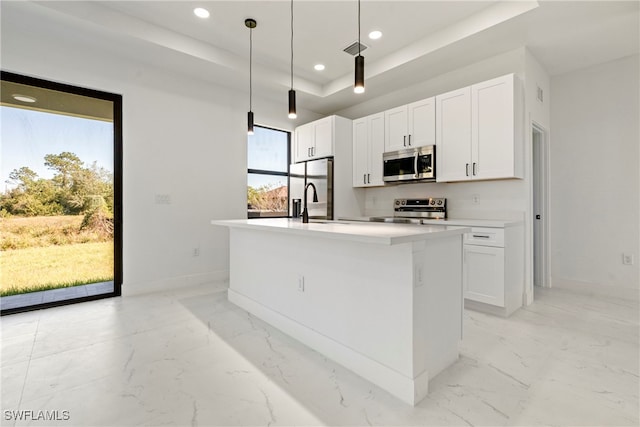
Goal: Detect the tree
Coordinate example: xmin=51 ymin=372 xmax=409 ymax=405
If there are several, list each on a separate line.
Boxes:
xmin=8 ymin=167 xmax=38 ymax=189
xmin=44 ymin=152 xmax=82 ymax=189
xmin=1 ymin=152 xmax=113 ymax=217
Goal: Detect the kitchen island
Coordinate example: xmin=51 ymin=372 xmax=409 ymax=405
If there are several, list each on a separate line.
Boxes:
xmin=211 ymin=218 xmax=469 ymax=405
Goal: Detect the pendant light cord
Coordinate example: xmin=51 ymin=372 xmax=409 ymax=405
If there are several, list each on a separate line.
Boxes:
xmin=358 ymin=0 xmax=361 ymax=56
xmin=291 ymin=0 xmax=294 ymax=89
xmin=249 ymin=26 xmax=253 ymax=111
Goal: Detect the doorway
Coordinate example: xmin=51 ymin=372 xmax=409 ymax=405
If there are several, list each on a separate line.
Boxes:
xmin=532 ymin=123 xmax=550 ymax=288
xmin=0 ymin=71 xmax=122 ymax=314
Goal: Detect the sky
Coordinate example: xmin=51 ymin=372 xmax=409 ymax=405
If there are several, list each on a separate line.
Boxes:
xmin=247 ymin=126 xmax=289 ymax=190
xmin=1 ymin=106 xmax=113 ymax=191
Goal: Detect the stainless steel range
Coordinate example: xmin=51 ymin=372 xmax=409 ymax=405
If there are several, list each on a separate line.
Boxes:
xmin=370 ymin=198 xmax=446 ymax=224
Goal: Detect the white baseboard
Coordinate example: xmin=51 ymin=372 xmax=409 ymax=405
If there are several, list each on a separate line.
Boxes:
xmin=122 ymin=269 xmax=229 ymax=296
xmin=551 ymin=278 xmax=639 ymax=303
xmin=228 ymin=288 xmax=427 ymax=406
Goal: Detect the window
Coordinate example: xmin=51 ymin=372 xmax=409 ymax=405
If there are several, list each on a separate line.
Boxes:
xmin=247 ymin=126 xmax=290 ymax=218
xmin=0 ymin=71 xmax=122 ymax=314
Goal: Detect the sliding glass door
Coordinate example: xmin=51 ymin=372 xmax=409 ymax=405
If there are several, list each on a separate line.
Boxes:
xmin=0 ymin=71 xmax=122 ymax=314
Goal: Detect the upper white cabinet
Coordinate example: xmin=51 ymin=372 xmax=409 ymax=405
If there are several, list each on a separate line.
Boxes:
xmin=293 ymin=116 xmax=334 ymax=163
xmin=435 ymin=87 xmax=472 ymax=182
xmin=384 ymin=97 xmax=435 ymax=152
xmin=353 ymin=112 xmax=384 ymax=187
xmin=436 ymin=74 xmax=523 ymax=182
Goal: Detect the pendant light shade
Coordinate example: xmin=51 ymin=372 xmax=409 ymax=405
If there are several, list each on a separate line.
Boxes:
xmin=354 ymin=0 xmax=365 ymax=94
xmin=246 ymin=18 xmax=257 ymax=135
xmin=247 ymin=111 xmax=254 ymax=135
xmin=354 ymin=55 xmax=365 ymax=94
xmin=288 ymin=89 xmax=297 ymax=119
xmin=288 ymin=0 xmax=297 ymax=119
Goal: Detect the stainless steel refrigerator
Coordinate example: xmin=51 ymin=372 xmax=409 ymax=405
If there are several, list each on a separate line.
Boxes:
xmin=289 ymin=158 xmax=334 ymax=220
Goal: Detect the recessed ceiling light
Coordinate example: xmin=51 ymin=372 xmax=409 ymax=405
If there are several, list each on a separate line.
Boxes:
xmin=12 ymin=94 xmax=37 ymax=103
xmin=314 ymin=64 xmax=325 ymax=71
xmin=368 ymin=30 xmax=382 ymax=40
xmin=193 ymin=7 xmax=210 ymax=19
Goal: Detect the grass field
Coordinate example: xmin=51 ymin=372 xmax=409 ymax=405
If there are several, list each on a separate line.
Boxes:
xmin=0 ymin=215 xmax=114 ymax=296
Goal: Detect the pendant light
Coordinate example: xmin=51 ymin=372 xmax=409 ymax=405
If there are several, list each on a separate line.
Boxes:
xmin=288 ymin=0 xmax=297 ymax=119
xmin=354 ymin=0 xmax=365 ymax=94
xmin=246 ymin=18 xmax=257 ymax=135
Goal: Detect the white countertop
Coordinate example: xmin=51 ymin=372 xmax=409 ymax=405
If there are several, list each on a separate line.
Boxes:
xmin=339 ymin=216 xmax=523 ymax=228
xmin=420 ymin=218 xmax=523 ymax=228
xmin=211 ymin=218 xmax=469 ymax=246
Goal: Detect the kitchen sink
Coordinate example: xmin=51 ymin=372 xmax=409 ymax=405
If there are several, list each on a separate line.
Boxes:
xmin=308 ymin=220 xmax=351 ymax=225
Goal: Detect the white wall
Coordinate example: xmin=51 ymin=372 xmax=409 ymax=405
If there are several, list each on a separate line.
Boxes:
xmin=550 ymin=54 xmax=640 ymax=295
xmin=0 ymin=7 xmax=318 ymax=295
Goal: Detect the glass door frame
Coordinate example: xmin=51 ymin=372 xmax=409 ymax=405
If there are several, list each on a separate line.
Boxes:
xmin=0 ymin=70 xmax=123 ymax=315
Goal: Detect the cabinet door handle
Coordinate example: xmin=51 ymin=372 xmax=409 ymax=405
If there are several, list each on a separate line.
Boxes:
xmin=472 ymin=234 xmax=490 ymax=239
xmin=466 ymin=163 xmax=470 ymax=176
xmin=367 ymin=173 xmax=371 ymax=184
xmin=472 ymin=162 xmax=477 ymax=176
xmin=363 ymin=174 xmax=367 ymax=185
xmin=403 ymin=135 xmax=407 ymax=147
xmin=308 ymin=147 xmax=311 ymax=157
xmin=408 ymin=134 xmax=412 ymax=146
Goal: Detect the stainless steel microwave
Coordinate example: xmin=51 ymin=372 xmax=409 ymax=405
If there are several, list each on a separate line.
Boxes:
xmin=383 ymin=146 xmax=435 ymax=183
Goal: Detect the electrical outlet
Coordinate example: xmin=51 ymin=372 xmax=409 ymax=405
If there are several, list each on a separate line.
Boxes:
xmin=193 ymin=247 xmax=200 ymax=257
xmin=155 ymin=194 xmax=171 ymax=204
xmin=415 ymin=266 xmax=424 ymax=287
xmin=298 ymin=275 xmax=305 ymax=292
xmin=472 ymin=194 xmax=480 ymax=205
xmin=623 ymin=253 xmax=634 ymax=265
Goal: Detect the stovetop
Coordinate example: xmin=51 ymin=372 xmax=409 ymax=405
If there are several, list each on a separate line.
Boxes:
xmin=368 ymin=198 xmax=447 ymax=223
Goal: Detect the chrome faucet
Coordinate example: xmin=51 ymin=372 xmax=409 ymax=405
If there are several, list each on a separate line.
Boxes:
xmin=302 ymin=182 xmax=318 ymax=223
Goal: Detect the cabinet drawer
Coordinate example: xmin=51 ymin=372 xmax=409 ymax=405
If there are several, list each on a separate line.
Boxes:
xmin=464 ymin=227 xmax=504 ymax=247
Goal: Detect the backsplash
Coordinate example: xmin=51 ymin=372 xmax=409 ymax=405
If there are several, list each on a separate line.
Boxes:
xmin=363 ymin=179 xmax=526 ymax=221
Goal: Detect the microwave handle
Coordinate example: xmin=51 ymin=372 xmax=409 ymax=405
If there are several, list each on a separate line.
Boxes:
xmin=414 ymin=153 xmax=419 ymax=178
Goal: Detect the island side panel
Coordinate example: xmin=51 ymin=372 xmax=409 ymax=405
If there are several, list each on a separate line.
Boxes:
xmin=411 ymin=234 xmax=463 ymax=386
xmin=228 ymin=227 xmax=415 ymax=376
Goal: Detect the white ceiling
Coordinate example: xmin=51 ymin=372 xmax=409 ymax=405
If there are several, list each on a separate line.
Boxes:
xmin=2 ymin=1 xmax=638 ymax=115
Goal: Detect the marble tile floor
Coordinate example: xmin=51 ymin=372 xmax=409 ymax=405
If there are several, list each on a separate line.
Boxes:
xmin=1 ymin=282 xmax=638 ymax=426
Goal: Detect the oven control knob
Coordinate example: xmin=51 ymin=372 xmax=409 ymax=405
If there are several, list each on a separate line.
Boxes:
xmin=430 ymin=200 xmax=435 ymax=205
xmin=401 ymin=200 xmax=406 ymax=206
xmin=395 ymin=200 xmax=400 ymax=206
xmin=437 ymin=200 xmax=443 ymax=205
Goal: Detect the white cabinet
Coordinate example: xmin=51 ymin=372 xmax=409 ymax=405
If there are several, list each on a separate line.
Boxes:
xmin=293 ymin=116 xmax=335 ymax=163
xmin=462 ymin=225 xmax=524 ymax=317
xmin=436 ymin=74 xmax=523 ymax=182
xmin=464 ymin=245 xmax=505 ymax=307
xmin=435 ymin=87 xmax=471 ymax=181
xmin=384 ymin=97 xmax=435 ymax=152
xmin=353 ymin=112 xmax=384 ymax=187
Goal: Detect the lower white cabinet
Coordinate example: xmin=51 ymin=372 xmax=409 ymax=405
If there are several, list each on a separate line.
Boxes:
xmin=464 ymin=245 xmax=505 ymax=307
xmin=462 ymin=225 xmax=524 ymax=317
